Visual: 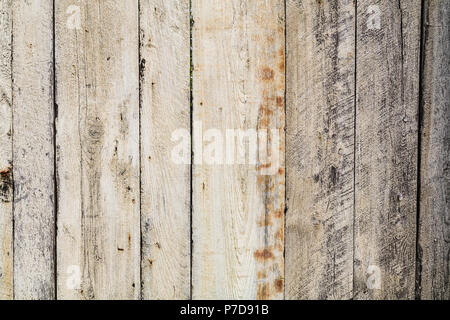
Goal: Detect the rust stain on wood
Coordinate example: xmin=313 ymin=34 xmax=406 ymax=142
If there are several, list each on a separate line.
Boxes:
xmin=254 ymin=248 xmax=274 ymax=261
xmin=259 ymin=67 xmax=274 ymax=81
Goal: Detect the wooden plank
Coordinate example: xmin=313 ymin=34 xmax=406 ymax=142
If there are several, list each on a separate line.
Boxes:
xmin=12 ymin=0 xmax=55 ymax=299
xmin=0 ymin=0 xmax=12 ymax=300
xmin=286 ymin=0 xmax=355 ymax=300
xmin=192 ymin=0 xmax=285 ymax=299
xmin=418 ymin=0 xmax=450 ymax=300
xmin=140 ymin=0 xmax=191 ymax=299
xmin=354 ymin=0 xmax=421 ymax=299
xmin=55 ymin=0 xmax=140 ymax=299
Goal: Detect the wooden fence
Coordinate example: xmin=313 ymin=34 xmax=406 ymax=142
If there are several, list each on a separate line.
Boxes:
xmin=0 ymin=0 xmax=448 ymax=300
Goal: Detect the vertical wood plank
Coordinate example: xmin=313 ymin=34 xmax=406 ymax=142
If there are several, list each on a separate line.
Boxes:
xmin=140 ymin=0 xmax=191 ymax=299
xmin=354 ymin=0 xmax=421 ymax=299
xmin=12 ymin=0 xmax=55 ymax=299
xmin=0 ymin=0 xmax=12 ymax=300
xmin=418 ymin=0 xmax=450 ymax=300
xmin=286 ymin=0 xmax=355 ymax=299
xmin=55 ymin=0 xmax=140 ymax=299
xmin=192 ymin=0 xmax=285 ymax=299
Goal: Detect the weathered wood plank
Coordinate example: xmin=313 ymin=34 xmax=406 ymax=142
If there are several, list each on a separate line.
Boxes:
xmin=55 ymin=0 xmax=140 ymax=299
xmin=140 ymin=0 xmax=191 ymax=299
xmin=0 ymin=0 xmax=12 ymax=300
xmin=354 ymin=0 xmax=421 ymax=299
xmin=286 ymin=0 xmax=355 ymax=300
xmin=418 ymin=0 xmax=450 ymax=300
xmin=192 ymin=0 xmax=285 ymax=299
xmin=12 ymin=0 xmax=55 ymax=299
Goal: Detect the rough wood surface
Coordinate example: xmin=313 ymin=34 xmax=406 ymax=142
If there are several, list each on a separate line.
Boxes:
xmin=55 ymin=0 xmax=140 ymax=299
xmin=1 ymin=0 xmax=449 ymax=301
xmin=286 ymin=0 xmax=355 ymax=300
xmin=418 ymin=0 xmax=450 ymax=300
xmin=12 ymin=0 xmax=55 ymax=299
xmin=354 ymin=0 xmax=421 ymax=299
xmin=192 ymin=0 xmax=285 ymax=299
xmin=140 ymin=0 xmax=191 ymax=299
xmin=0 ymin=0 xmax=12 ymax=300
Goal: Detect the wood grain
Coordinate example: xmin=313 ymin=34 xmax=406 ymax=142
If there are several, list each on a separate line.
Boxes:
xmin=140 ymin=0 xmax=191 ymax=299
xmin=354 ymin=0 xmax=421 ymax=299
xmin=0 ymin=0 xmax=12 ymax=300
xmin=192 ymin=0 xmax=285 ymax=299
xmin=286 ymin=0 xmax=355 ymax=300
xmin=55 ymin=0 xmax=140 ymax=299
xmin=418 ymin=0 xmax=450 ymax=300
xmin=12 ymin=0 xmax=55 ymax=299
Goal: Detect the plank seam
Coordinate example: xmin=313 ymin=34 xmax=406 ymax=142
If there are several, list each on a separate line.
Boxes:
xmin=352 ymin=0 xmax=357 ymax=300
xmin=52 ymin=0 xmax=58 ymax=300
xmin=189 ymin=0 xmax=194 ymax=300
xmin=10 ymin=0 xmax=15 ymax=300
xmin=415 ymin=0 xmax=426 ymax=300
xmin=138 ymin=0 xmax=143 ymax=301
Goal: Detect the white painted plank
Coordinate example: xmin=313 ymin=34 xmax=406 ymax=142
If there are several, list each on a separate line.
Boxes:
xmin=12 ymin=0 xmax=55 ymax=299
xmin=140 ymin=0 xmax=191 ymax=299
xmin=0 ymin=0 xmax=12 ymax=300
xmin=55 ymin=0 xmax=140 ymax=299
xmin=192 ymin=0 xmax=285 ymax=299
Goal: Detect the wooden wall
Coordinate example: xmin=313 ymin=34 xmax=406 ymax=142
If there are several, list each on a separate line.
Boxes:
xmin=0 ymin=0 xmax=448 ymax=300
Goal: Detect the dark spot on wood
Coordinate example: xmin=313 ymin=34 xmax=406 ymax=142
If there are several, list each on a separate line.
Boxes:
xmin=254 ymin=248 xmax=274 ymax=261
xmin=274 ymin=278 xmax=283 ymax=292
xmin=329 ymin=166 xmax=338 ymax=186
xmin=117 ymin=247 xmax=124 ymax=251
xmin=276 ymin=96 xmax=283 ymax=107
xmin=139 ymin=59 xmax=146 ymax=78
xmin=260 ymin=67 xmax=274 ymax=81
xmin=0 ymin=168 xmax=12 ymax=203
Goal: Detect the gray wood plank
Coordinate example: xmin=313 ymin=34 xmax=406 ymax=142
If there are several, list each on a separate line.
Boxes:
xmin=418 ymin=0 xmax=450 ymax=300
xmin=55 ymin=0 xmax=140 ymax=299
xmin=0 ymin=0 xmax=12 ymax=300
xmin=354 ymin=0 xmax=421 ymax=299
xmin=12 ymin=0 xmax=55 ymax=299
xmin=140 ymin=0 xmax=191 ymax=300
xmin=286 ymin=0 xmax=355 ymax=300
